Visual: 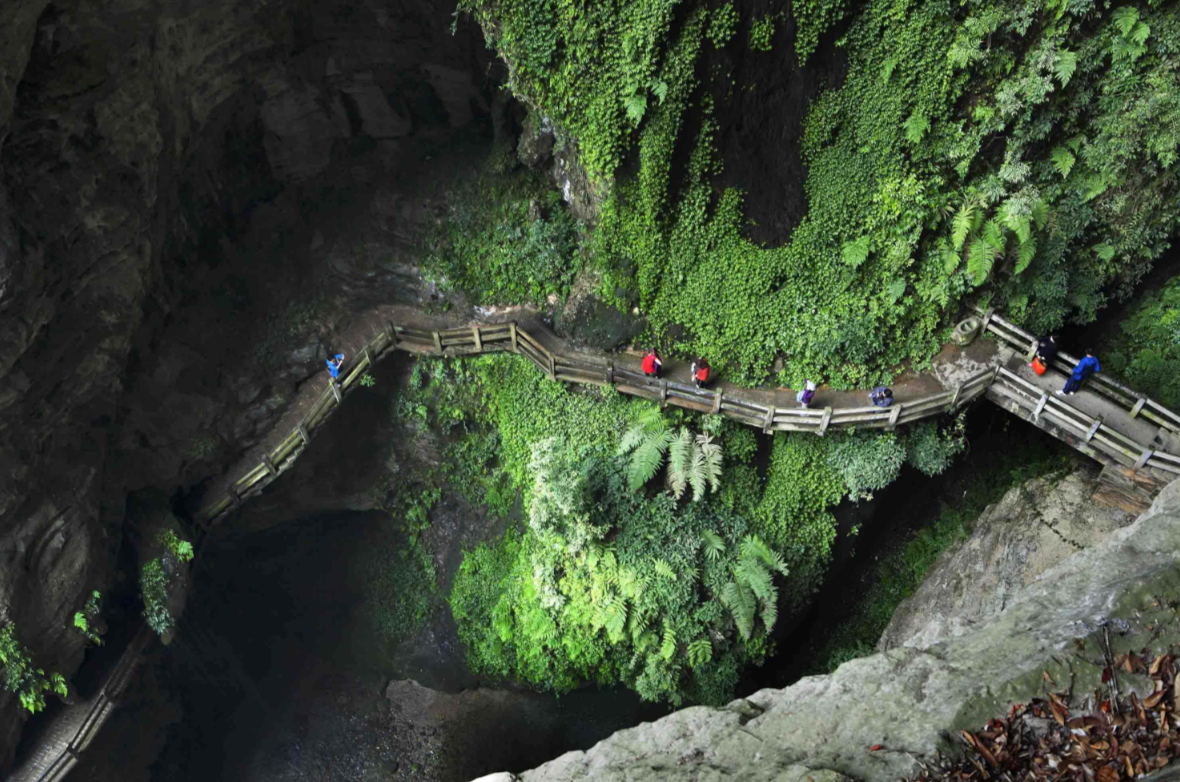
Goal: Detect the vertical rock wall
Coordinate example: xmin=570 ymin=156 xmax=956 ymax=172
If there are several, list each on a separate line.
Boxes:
xmin=0 ymin=0 xmax=498 ymax=768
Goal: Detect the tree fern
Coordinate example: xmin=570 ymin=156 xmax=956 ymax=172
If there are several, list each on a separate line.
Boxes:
xmin=1053 ymin=49 xmax=1077 ymax=86
xmin=627 ymin=428 xmax=674 ymax=491
xmin=735 ymin=558 xmax=774 ymax=603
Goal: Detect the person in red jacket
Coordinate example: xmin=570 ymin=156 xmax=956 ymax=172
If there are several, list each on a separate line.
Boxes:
xmin=691 ymin=357 xmax=711 ymax=390
xmin=642 ymin=349 xmax=663 ymax=379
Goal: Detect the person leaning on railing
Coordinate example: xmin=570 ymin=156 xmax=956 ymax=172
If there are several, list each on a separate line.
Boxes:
xmin=869 ymin=386 xmax=894 ymax=407
xmin=691 ymin=357 xmax=711 ymax=389
xmin=642 ymin=348 xmax=663 ymax=379
xmin=326 ymin=352 xmax=345 ymax=386
xmin=1056 ymin=349 xmax=1101 ymax=397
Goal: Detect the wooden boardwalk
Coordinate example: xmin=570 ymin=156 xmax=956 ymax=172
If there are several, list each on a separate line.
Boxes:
xmin=19 ymin=306 xmax=1180 ymax=782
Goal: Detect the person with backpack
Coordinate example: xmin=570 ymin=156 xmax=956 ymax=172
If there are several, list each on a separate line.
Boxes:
xmin=642 ymin=349 xmax=663 ymax=379
xmin=1056 ymin=349 xmax=1101 ymax=396
xmin=691 ymin=357 xmax=711 ymax=389
xmin=796 ymin=380 xmax=817 ymax=408
xmin=1031 ymin=334 xmax=1058 ymax=375
xmin=326 ymin=352 xmax=345 ymax=386
xmin=869 ymin=386 xmax=894 ymax=407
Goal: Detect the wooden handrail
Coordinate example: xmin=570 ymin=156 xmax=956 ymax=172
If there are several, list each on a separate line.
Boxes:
xmin=971 ymin=306 xmax=1180 ymax=434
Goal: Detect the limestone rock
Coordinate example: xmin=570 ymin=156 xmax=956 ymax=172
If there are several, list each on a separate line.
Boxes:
xmin=555 ymin=268 xmax=645 ymax=350
xmin=494 ymin=479 xmax=1180 ymax=782
xmin=879 ymin=466 xmax=1136 ymax=652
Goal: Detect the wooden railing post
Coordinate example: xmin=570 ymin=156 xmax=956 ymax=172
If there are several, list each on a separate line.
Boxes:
xmin=473 ymin=326 xmax=483 ymax=352
xmin=387 ymin=322 xmax=397 ymax=349
xmin=949 ymin=383 xmax=963 ymax=409
xmin=297 ymin=423 xmax=310 ymax=445
xmin=818 ymin=407 xmax=833 ymax=436
xmin=329 ymin=382 xmax=342 ymax=403
xmin=981 ymin=307 xmax=995 ymax=334
xmin=886 ymin=404 xmax=902 ymax=431
xmin=509 ymin=322 xmax=518 ymax=353
xmin=433 ymin=330 xmax=442 ymax=353
xmin=549 ymin=353 xmax=556 ymax=379
xmin=762 ymin=406 xmax=774 ymax=433
xmin=607 ymin=361 xmax=614 ymax=384
xmin=660 ymin=379 xmax=668 ymax=406
xmin=1130 ymin=397 xmax=1147 ymax=418
xmin=1032 ymin=393 xmax=1048 ymax=422
xmin=712 ymin=388 xmax=722 ymax=414
xmin=262 ymin=454 xmax=278 ymax=476
xmin=1085 ymin=418 xmax=1103 ymax=442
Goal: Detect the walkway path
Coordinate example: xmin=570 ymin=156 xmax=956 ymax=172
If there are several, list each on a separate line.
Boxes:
xmin=18 ymin=305 xmax=1180 ymax=782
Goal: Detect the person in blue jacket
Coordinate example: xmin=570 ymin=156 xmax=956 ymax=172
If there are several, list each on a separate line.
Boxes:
xmin=869 ymin=386 xmax=893 ymax=407
xmin=326 ymin=352 xmax=345 ymax=385
xmin=1056 ymin=349 xmax=1100 ymax=396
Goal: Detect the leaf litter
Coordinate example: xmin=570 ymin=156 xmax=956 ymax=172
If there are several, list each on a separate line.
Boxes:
xmin=907 ymin=647 xmax=1180 ymax=782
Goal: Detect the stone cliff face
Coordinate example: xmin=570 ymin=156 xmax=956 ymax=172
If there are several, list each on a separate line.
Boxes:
xmin=0 ymin=0 xmax=499 ymax=767
xmin=483 ymin=477 xmax=1180 ymax=782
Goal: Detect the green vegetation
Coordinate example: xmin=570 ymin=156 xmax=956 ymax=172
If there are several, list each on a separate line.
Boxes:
xmin=396 ymin=350 xmax=972 ymax=704
xmin=456 ymin=0 xmax=1180 ymax=388
xmin=73 ymin=590 xmax=104 ymax=646
xmin=1105 ymin=273 xmax=1180 ymax=408
xmin=140 ymin=560 xmax=173 ymax=635
xmin=748 ymin=15 xmax=775 ymax=52
xmin=140 ymin=530 xmax=194 ymax=636
xmin=0 ymin=624 xmax=67 ymax=713
xmin=423 ymin=167 xmax=580 ymax=306
xmin=813 ymin=434 xmax=1073 ymax=672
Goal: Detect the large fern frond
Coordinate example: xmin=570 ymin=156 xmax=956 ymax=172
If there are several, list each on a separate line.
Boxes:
xmin=760 ymin=594 xmax=779 ymax=634
xmin=654 ymin=559 xmax=676 ymax=581
xmin=687 ymin=637 xmax=713 ymax=667
xmin=627 ymin=429 xmax=673 ymax=491
xmin=666 ymin=428 xmax=693 ymax=499
xmin=721 ymin=581 xmax=756 ymax=641
xmin=736 ymin=558 xmax=774 ymax=603
xmin=702 ymin=530 xmax=726 ymax=561
xmin=741 ymin=535 xmax=788 ymax=575
xmin=696 ymin=433 xmax=723 ymax=494
xmin=952 ymin=200 xmax=975 ymax=251
xmin=660 ymin=623 xmax=677 ymax=661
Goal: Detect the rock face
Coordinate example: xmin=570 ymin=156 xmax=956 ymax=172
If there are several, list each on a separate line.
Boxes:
xmin=0 ymin=0 xmax=498 ymax=768
xmin=488 ymin=478 xmax=1180 ymax=782
xmin=879 ymin=466 xmax=1136 ymax=652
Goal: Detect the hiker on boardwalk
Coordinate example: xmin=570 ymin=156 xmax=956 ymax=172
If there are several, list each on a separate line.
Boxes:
xmin=1034 ymin=334 xmax=1059 ymax=364
xmin=796 ymin=380 xmax=817 ymax=409
xmin=691 ymin=357 xmax=711 ymax=390
xmin=642 ymin=349 xmax=663 ymax=379
xmin=326 ymin=352 xmax=345 ymax=386
xmin=1056 ymin=349 xmax=1101 ymax=396
xmin=869 ymin=386 xmax=894 ymax=407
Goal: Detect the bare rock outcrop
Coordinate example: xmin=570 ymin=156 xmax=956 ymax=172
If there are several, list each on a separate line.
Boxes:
xmin=879 ymin=466 xmax=1137 ymax=652
xmin=482 ymin=479 xmax=1180 ymax=782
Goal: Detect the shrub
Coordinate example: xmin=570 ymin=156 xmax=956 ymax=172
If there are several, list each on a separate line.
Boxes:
xmin=0 ymin=624 xmax=67 ymax=713
xmin=748 ymin=15 xmax=774 ymax=52
xmin=73 ymin=590 xmax=104 ymax=646
xmin=904 ymin=416 xmax=967 ymax=477
xmin=1104 ymin=274 xmax=1180 ymax=409
xmin=827 ymin=432 xmax=908 ymax=502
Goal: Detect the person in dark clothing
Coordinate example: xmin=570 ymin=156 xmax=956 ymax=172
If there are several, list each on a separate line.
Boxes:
xmin=869 ymin=386 xmax=894 ymax=407
xmin=1056 ymin=349 xmax=1101 ymax=396
xmin=1034 ymin=334 xmax=1059 ymax=364
xmin=691 ymin=357 xmax=711 ymax=389
xmin=326 ymin=353 xmax=345 ymax=385
xmin=642 ymin=349 xmax=663 ymax=379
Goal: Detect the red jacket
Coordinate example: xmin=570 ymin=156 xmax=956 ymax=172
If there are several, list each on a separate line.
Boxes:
xmin=642 ymin=353 xmax=659 ymax=373
xmin=695 ymin=365 xmax=709 ymax=382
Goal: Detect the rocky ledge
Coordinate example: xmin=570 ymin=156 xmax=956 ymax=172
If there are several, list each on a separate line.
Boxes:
xmin=476 ymin=476 xmax=1180 ymax=782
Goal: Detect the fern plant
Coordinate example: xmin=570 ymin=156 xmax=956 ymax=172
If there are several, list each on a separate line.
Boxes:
xmin=618 ymin=407 xmax=723 ymax=501
xmin=720 ymin=536 xmax=788 ymax=641
xmin=951 ymin=191 xmax=1046 ymax=285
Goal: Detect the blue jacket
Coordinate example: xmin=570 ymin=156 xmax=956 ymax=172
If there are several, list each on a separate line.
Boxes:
xmin=870 ymin=386 xmax=893 ymax=407
xmin=327 ymin=353 xmax=344 ymax=378
xmin=1072 ymin=355 xmax=1101 ymax=379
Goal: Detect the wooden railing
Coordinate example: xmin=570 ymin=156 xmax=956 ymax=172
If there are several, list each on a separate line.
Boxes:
xmin=26 ymin=625 xmax=153 ymax=782
xmin=193 ymin=320 xmax=995 ymax=527
xmin=974 ymin=306 xmax=1180 ymax=438
xmin=988 ymin=365 xmax=1180 ymax=477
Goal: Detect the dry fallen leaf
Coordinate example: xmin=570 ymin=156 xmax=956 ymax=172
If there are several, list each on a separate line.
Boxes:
xmin=1145 ymin=689 xmax=1166 ymax=709
xmin=1096 ymin=765 xmax=1119 ymax=782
